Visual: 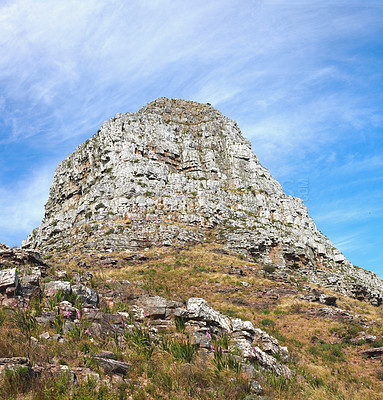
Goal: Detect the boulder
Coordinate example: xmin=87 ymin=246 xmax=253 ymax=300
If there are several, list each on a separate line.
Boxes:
xmin=137 ymin=296 xmax=169 ymax=318
xmin=253 ymin=328 xmax=289 ymax=361
xmin=251 ymin=346 xmax=293 ymax=380
xmin=92 ymin=356 xmax=130 ymax=376
xmin=231 ymin=318 xmax=256 ymax=340
xmin=44 ymin=281 xmax=71 ymax=296
xmin=186 ymin=298 xmax=232 ymax=332
xmin=72 ymin=284 xmax=99 ymax=307
xmin=361 ymin=347 xmax=383 ymax=358
xmin=249 ymin=380 xmax=263 ymax=395
xmin=0 ymin=357 xmax=34 ymax=378
xmin=21 ymin=271 xmax=41 ymax=298
xmin=39 ymin=332 xmax=50 ymax=340
xmin=0 ymin=268 xmax=19 ymax=293
xmin=319 ymin=294 xmax=337 ymax=306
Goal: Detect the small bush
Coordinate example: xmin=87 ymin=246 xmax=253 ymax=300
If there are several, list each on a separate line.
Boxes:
xmin=263 ymin=263 xmax=276 ymax=274
xmin=289 ymin=303 xmax=303 ymax=314
xmin=0 ymin=366 xmax=32 ymax=398
xmin=261 ymin=318 xmax=276 ymax=328
xmin=308 ymin=343 xmax=345 ymax=363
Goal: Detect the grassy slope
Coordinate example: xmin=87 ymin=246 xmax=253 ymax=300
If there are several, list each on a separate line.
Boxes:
xmin=1 ymin=242 xmax=382 ymax=399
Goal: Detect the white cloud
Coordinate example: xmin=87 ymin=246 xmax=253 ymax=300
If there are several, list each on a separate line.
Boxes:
xmin=333 ymin=233 xmax=362 ymax=252
xmin=0 ymin=0 xmax=380 ymax=146
xmin=313 ymin=202 xmax=383 ymax=224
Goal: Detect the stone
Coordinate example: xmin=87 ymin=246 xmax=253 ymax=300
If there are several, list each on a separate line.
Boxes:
xmin=94 ymin=351 xmax=116 ymax=359
xmin=191 ymin=331 xmax=212 ymax=349
xmin=174 ymin=308 xmax=189 ymax=319
xmin=251 ymin=346 xmax=293 ymax=380
xmin=71 ymin=367 xmax=100 ymax=383
xmin=37 ymin=311 xmax=56 ymax=324
xmin=364 ymin=335 xmax=377 ymax=343
xmin=0 ymin=357 xmax=33 ymax=378
xmin=22 ymin=273 xmax=41 ymax=286
xmin=240 ymin=362 xmax=257 ymax=379
xmin=137 ymin=295 xmax=169 ymax=318
xmin=44 ymin=281 xmax=71 ymax=296
xmin=249 ymin=380 xmax=263 ymax=395
xmin=252 ymin=328 xmax=289 ymax=361
xmin=186 ymin=298 xmax=232 ymax=333
xmin=361 ymin=347 xmax=383 ymax=358
xmin=131 ymin=305 xmax=146 ymax=321
xmin=229 ymin=267 xmax=244 ymax=276
xmin=92 ymin=356 xmax=131 ymax=376
xmin=39 ymin=332 xmax=50 ymax=340
xmin=90 ymin=322 xmax=103 ymax=337
xmin=56 ymin=270 xmax=67 ymax=279
xmin=307 ymin=307 xmax=368 ymax=325
xmin=319 ymin=294 xmax=337 ymax=306
xmin=0 ymin=268 xmax=19 ymax=293
xmin=231 ymin=318 xmax=256 ymax=336
xmin=21 ymin=282 xmax=41 ymax=298
xmin=0 ymin=244 xmax=46 ymax=269
xmin=72 ymin=284 xmax=99 ymax=307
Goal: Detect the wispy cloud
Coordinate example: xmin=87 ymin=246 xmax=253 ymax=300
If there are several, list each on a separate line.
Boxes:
xmin=314 ymin=205 xmax=383 ymax=224
xmin=1 ymin=0 xmax=381 ymax=147
xmin=0 ymin=1 xmax=383 ymax=275
xmin=333 ymin=233 xmax=363 ymax=252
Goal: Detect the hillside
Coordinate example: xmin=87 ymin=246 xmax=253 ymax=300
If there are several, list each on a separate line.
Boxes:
xmin=0 ymin=242 xmax=382 ymax=399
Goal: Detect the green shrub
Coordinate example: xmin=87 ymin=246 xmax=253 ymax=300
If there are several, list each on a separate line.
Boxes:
xmin=308 ymin=343 xmax=345 ymax=363
xmin=0 ymin=366 xmax=32 ymax=398
xmin=263 ymin=263 xmax=276 ymax=274
xmin=261 ymin=318 xmax=276 ymax=328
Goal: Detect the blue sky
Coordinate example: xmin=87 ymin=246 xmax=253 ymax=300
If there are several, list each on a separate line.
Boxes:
xmin=1 ymin=1 xmax=382 ymax=277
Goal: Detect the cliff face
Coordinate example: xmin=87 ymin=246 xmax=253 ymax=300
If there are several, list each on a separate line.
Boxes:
xmin=22 ymin=98 xmax=383 ymax=305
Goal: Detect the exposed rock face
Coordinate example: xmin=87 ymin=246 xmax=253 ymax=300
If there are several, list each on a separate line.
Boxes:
xmin=0 ymin=268 xmax=19 ymax=293
xmin=22 ymin=98 xmax=383 ymax=305
xmin=0 ymin=243 xmax=45 ymax=268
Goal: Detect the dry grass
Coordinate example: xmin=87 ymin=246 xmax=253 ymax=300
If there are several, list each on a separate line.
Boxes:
xmin=18 ymin=243 xmax=383 ymax=399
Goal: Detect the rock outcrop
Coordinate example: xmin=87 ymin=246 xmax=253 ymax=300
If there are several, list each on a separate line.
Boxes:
xmin=22 ymin=98 xmax=383 ymax=305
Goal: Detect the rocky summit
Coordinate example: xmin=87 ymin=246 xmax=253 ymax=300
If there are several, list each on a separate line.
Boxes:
xmin=23 ymin=98 xmax=383 ymax=305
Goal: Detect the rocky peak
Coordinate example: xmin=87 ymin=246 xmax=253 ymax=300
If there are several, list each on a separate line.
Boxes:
xmin=22 ymin=98 xmax=383 ymax=305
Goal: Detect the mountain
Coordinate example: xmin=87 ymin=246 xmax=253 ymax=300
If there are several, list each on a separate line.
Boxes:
xmin=1 ymin=98 xmax=382 ymax=399
xmin=23 ymin=98 xmax=383 ymax=305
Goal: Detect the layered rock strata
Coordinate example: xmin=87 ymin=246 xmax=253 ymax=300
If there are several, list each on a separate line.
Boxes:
xmin=22 ymin=98 xmax=383 ymax=305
